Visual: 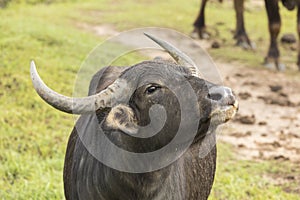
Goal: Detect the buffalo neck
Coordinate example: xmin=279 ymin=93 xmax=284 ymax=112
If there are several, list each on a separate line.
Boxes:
xmin=71 ymin=137 xmax=187 ymax=199
xmin=101 ymin=162 xmax=186 ymax=199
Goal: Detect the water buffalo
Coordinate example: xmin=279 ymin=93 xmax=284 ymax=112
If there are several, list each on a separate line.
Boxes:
xmin=31 ymin=34 xmax=238 ymax=200
xmin=193 ymin=0 xmax=300 ymax=71
xmin=264 ymin=0 xmax=300 ymax=71
xmin=193 ymin=0 xmax=252 ymax=49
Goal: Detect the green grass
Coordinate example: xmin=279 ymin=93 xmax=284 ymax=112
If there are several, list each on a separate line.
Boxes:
xmin=210 ymin=142 xmax=300 ymax=200
xmin=1 ymin=0 xmax=299 ymax=199
xmin=0 ymin=3 xmax=98 ymax=199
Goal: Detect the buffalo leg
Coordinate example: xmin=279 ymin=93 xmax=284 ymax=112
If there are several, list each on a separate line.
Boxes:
xmin=297 ymin=4 xmax=300 ymax=70
xmin=264 ymin=0 xmax=283 ymax=70
xmin=233 ymin=0 xmax=252 ymax=49
xmin=193 ymin=0 xmax=210 ymax=39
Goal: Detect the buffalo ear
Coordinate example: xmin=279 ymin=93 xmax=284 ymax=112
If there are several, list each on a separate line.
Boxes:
xmin=102 ymin=104 xmax=138 ymax=135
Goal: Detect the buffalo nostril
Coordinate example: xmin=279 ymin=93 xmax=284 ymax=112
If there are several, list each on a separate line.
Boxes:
xmin=207 ymin=93 xmax=223 ymax=101
xmin=226 ymin=95 xmax=237 ymax=106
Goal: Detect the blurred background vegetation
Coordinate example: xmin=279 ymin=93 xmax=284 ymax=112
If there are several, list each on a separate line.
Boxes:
xmin=0 ymin=0 xmax=299 ymax=199
xmin=0 ymin=0 xmax=77 ymax=8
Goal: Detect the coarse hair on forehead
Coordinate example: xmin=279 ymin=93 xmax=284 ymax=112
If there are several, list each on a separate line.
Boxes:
xmin=117 ymin=60 xmax=193 ymax=88
xmin=119 ymin=60 xmax=191 ymax=80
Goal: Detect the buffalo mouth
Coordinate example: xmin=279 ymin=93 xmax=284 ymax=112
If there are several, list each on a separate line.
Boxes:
xmin=209 ymin=99 xmax=239 ymax=125
xmin=198 ymin=99 xmax=238 ymax=133
xmin=193 ymin=100 xmax=239 ymax=144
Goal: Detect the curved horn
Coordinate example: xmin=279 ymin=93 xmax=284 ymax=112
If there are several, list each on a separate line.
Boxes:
xmin=30 ymin=61 xmax=128 ymax=114
xmin=144 ymin=33 xmax=199 ymax=77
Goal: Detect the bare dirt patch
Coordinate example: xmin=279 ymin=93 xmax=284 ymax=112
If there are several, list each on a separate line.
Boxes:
xmin=218 ymin=64 xmax=300 ymax=164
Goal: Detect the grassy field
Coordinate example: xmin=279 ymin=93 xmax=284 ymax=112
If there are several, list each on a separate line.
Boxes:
xmin=0 ymin=0 xmax=299 ymax=199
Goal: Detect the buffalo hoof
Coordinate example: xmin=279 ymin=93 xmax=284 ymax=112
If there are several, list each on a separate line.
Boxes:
xmin=264 ymin=58 xmax=285 ymax=71
xmin=235 ymin=34 xmax=255 ymax=50
xmin=191 ymin=28 xmax=210 ymax=40
xmin=236 ymin=40 xmax=256 ymax=50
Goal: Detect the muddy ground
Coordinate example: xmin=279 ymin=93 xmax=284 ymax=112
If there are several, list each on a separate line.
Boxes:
xmin=78 ymin=23 xmax=300 ymax=192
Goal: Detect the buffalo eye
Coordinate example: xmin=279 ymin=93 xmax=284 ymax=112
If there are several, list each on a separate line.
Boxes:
xmin=145 ymin=85 xmax=160 ymax=94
